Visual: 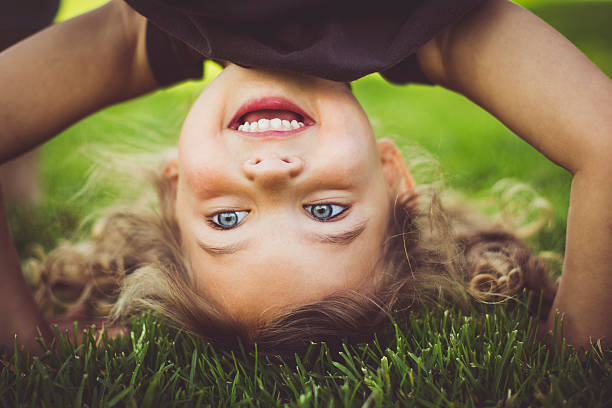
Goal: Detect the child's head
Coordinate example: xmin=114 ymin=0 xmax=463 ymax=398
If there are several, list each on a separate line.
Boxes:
xmin=34 ymin=65 xmax=555 ymax=354
xmin=164 ymin=64 xmax=416 ymax=326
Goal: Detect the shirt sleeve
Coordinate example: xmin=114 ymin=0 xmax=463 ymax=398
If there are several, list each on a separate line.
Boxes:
xmin=145 ymin=21 xmax=205 ymax=87
xmin=128 ymin=0 xmax=484 ymax=85
xmin=380 ymin=54 xmax=433 ymax=85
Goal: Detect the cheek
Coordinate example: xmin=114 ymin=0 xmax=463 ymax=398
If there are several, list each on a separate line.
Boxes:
xmin=316 ymin=117 xmax=378 ymax=179
xmin=182 ymin=164 xmax=227 ymax=195
xmin=314 ymin=138 xmax=377 ymax=185
xmin=178 ymin=147 xmax=235 ymax=197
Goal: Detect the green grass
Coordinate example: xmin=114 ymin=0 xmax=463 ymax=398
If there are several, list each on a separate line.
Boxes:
xmin=3 ymin=1 xmax=612 ymax=406
xmin=2 ymin=302 xmax=611 ymax=407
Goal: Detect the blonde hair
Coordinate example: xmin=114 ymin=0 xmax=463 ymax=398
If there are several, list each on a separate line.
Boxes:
xmin=27 ymin=158 xmax=557 ymax=355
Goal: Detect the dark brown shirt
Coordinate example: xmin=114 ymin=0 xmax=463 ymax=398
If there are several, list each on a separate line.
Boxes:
xmin=0 ymin=0 xmax=59 ymax=50
xmin=125 ymin=0 xmax=484 ymax=86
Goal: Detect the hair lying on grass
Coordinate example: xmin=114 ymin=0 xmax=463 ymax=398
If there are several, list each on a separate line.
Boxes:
xmin=25 ymin=154 xmax=558 ymax=356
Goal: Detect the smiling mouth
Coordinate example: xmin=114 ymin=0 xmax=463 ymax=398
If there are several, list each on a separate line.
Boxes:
xmin=228 ymin=97 xmax=315 ymax=135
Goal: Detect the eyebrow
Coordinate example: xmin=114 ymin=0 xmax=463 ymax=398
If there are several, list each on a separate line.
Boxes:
xmin=306 ymin=220 xmax=368 ymax=246
xmin=197 ymin=239 xmax=249 ymax=256
xmin=197 ymin=220 xmax=368 ymax=257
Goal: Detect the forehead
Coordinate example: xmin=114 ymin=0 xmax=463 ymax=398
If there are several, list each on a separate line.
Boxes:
xmin=187 ymin=213 xmax=389 ymax=324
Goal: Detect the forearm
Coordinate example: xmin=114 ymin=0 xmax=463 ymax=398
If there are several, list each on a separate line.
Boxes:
xmin=0 ymin=0 xmax=156 ymax=164
xmin=546 ymin=165 xmax=612 ymax=347
xmin=0 ymin=186 xmax=52 ymax=352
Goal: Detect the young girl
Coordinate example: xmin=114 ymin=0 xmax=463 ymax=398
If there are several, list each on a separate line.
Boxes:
xmin=1 ymin=0 xmax=610 ymax=353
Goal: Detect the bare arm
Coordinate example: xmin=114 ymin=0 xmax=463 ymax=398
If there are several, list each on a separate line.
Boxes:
xmin=0 ymin=185 xmax=53 ymax=352
xmin=0 ymin=0 xmax=156 ymax=164
xmin=417 ymin=0 xmax=612 ymax=348
xmin=0 ymin=0 xmax=156 ymax=350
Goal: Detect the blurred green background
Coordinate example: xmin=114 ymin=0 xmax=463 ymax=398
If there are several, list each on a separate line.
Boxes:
xmin=8 ymin=0 xmax=612 ymax=259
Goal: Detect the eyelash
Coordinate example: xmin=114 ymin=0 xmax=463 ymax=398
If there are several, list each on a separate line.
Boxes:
xmin=207 ymin=210 xmax=249 ymax=230
xmin=304 ymin=203 xmax=349 ymax=222
xmin=206 ymin=204 xmax=350 ymax=230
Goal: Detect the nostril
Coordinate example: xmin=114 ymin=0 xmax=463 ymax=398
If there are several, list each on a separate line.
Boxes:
xmin=243 ymin=155 xmax=304 ymax=181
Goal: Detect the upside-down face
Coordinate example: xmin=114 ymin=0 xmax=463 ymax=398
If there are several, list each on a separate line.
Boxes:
xmin=168 ymin=64 xmax=413 ymax=325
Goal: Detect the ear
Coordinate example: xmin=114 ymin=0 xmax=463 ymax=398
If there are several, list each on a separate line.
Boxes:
xmin=162 ymin=155 xmax=179 ymax=200
xmin=377 ymin=138 xmax=416 ymax=197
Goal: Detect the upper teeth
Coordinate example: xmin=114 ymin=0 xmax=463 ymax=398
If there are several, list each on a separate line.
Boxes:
xmin=237 ymin=118 xmax=305 ymax=132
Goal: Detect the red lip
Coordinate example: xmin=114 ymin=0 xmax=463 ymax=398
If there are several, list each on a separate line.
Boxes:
xmin=227 ymin=96 xmax=315 ymax=130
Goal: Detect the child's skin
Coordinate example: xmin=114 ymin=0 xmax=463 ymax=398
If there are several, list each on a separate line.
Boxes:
xmin=168 ymin=65 xmax=415 ymax=324
xmin=1 ymin=0 xmax=611 ymax=351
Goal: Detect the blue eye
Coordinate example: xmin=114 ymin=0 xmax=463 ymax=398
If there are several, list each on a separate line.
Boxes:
xmin=305 ymin=204 xmax=347 ymax=221
xmin=210 ymin=210 xmax=249 ymax=229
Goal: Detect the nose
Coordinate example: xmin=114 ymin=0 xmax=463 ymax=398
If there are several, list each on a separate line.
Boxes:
xmin=242 ymin=155 xmax=304 ymax=187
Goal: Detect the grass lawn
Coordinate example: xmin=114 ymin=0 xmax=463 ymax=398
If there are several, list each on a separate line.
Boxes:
xmin=2 ymin=1 xmax=612 ymax=406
